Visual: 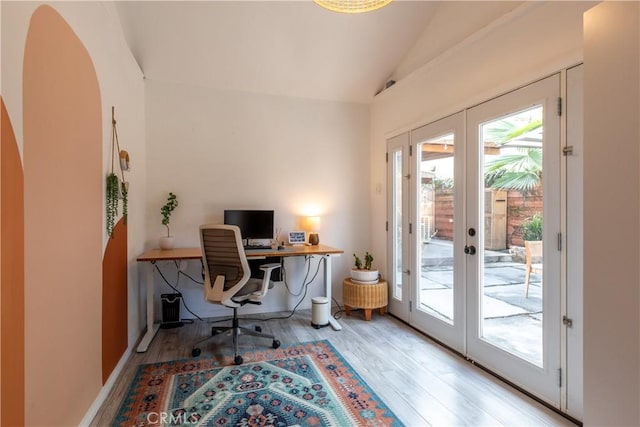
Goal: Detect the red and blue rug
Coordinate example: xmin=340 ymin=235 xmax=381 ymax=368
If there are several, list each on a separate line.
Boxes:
xmin=115 ymin=340 xmax=403 ymax=426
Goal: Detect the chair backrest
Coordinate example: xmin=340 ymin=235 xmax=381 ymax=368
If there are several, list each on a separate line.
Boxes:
xmin=199 ymin=224 xmax=250 ymax=305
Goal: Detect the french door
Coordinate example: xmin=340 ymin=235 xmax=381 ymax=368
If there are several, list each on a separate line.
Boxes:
xmin=408 ymin=112 xmax=465 ymax=351
xmin=387 ymin=74 xmax=563 ymax=407
xmin=465 ymin=74 xmax=561 ymax=405
xmin=387 ymin=133 xmax=410 ymax=321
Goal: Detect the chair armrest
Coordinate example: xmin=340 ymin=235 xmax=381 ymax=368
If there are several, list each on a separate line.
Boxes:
xmin=259 ymin=263 xmax=281 ymax=286
xmin=205 ymin=274 xmax=225 ymax=303
xmin=259 ymin=263 xmax=281 ymax=271
xmin=248 ymin=263 xmax=281 ymax=300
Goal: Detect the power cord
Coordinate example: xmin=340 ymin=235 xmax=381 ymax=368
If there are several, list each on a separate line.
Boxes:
xmin=154 ymin=263 xmax=201 ymax=323
xmin=156 ymin=255 xmax=332 ymax=325
xmin=281 ymin=256 xmax=311 ymax=297
xmin=154 ymin=261 xmax=262 ymax=326
xmin=331 ymin=297 xmax=344 ymax=320
xmin=173 ymin=260 xmax=204 ymax=285
xmin=243 ymin=255 xmax=325 ymax=322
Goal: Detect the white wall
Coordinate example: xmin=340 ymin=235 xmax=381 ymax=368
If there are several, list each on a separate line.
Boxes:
xmin=583 ymin=2 xmax=640 ymax=425
xmin=145 ymin=79 xmax=370 ymax=318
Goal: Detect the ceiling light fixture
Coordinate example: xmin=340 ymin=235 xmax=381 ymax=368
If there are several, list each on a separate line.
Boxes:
xmin=314 ymin=0 xmax=392 ymax=14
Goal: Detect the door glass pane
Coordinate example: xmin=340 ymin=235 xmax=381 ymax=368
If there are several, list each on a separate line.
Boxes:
xmin=417 ymin=133 xmax=455 ymax=324
xmin=392 ymin=151 xmax=403 ymax=300
xmin=480 ymin=106 xmax=543 ymax=367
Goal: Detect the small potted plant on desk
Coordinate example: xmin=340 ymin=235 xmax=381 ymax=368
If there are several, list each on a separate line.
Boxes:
xmin=350 ymin=252 xmax=379 ymax=284
xmin=159 ymin=192 xmax=178 ymax=250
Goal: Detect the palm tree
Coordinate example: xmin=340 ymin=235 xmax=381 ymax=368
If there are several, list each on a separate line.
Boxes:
xmin=484 ymin=118 xmax=542 ymax=194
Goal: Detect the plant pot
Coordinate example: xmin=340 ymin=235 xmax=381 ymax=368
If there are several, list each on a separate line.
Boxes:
xmin=350 ymin=269 xmax=379 ymax=284
xmin=159 ymin=236 xmax=175 ymax=250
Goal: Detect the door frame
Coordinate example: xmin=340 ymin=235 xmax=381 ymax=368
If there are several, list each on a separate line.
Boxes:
xmin=564 ymin=64 xmax=584 ymax=419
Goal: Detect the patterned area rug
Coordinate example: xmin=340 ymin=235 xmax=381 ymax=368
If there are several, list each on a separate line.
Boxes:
xmin=115 ymin=340 xmax=402 ymax=426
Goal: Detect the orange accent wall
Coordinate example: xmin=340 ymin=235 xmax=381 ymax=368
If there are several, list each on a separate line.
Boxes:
xmin=102 ymin=218 xmax=128 ymax=384
xmin=23 ymin=6 xmax=103 ymax=425
xmin=1 ymin=98 xmax=26 ymax=427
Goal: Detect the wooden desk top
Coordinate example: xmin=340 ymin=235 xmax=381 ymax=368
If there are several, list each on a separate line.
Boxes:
xmin=136 ymin=247 xmax=203 ymax=262
xmin=137 ymin=244 xmax=343 ymax=262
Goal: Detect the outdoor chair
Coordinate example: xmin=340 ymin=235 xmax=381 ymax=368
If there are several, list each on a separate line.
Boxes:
xmin=524 ymin=240 xmax=543 ymax=298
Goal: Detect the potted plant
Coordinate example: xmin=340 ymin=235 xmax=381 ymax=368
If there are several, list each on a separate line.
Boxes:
xmin=106 ymin=173 xmax=119 ymax=237
xmin=351 ymin=252 xmax=379 ymax=284
xmin=106 ymin=173 xmax=128 ymax=237
xmin=523 ymin=213 xmax=542 ymax=242
xmin=159 ymin=192 xmax=178 ymax=250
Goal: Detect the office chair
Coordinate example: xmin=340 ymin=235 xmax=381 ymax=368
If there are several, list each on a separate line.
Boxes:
xmin=524 ymin=240 xmax=543 ymax=298
xmin=192 ymin=224 xmax=281 ymax=364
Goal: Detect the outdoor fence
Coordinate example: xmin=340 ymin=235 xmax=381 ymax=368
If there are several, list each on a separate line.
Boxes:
xmin=430 ymin=186 xmax=543 ymax=248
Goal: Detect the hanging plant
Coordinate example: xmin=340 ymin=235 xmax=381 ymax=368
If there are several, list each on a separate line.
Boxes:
xmin=106 ymin=173 xmax=119 ymax=236
xmin=105 ymin=107 xmax=130 ymax=237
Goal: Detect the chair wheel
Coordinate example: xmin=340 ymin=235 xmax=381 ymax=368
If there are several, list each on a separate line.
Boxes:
xmin=192 ymin=348 xmax=201 ymax=357
xmin=234 ymin=355 xmax=243 ymax=365
xmin=254 ymin=326 xmax=262 ymax=332
xmin=272 ymin=340 xmax=280 ymax=349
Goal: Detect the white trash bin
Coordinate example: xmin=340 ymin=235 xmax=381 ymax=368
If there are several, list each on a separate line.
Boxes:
xmin=311 ymin=296 xmax=329 ymax=329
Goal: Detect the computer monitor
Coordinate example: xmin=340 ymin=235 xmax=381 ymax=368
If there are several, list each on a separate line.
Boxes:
xmin=223 ymin=210 xmax=274 ymax=242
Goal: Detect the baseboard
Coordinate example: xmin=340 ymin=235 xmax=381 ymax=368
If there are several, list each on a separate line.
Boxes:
xmin=78 ymin=345 xmax=133 ymax=426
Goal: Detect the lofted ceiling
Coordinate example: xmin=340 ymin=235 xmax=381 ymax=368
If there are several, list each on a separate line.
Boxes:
xmin=115 ymin=1 xmax=521 ymax=104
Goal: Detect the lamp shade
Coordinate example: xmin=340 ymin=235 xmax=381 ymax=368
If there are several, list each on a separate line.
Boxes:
xmin=302 ymin=216 xmax=320 ymax=232
xmin=314 ymin=0 xmax=392 ymax=13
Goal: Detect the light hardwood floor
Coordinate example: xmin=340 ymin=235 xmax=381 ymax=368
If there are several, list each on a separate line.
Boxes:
xmin=91 ymin=310 xmax=577 ymax=426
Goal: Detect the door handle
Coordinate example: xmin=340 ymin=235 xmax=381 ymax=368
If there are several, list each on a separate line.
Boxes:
xmin=464 ymin=245 xmax=476 ymax=255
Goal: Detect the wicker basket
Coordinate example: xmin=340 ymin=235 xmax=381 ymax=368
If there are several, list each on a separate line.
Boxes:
xmin=342 ymin=278 xmax=388 ymax=309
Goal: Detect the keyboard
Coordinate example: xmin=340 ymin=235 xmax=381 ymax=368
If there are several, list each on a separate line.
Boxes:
xmin=244 ymin=245 xmax=272 ymax=250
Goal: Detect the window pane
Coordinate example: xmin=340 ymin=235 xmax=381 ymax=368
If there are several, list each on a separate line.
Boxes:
xmin=417 ymin=133 xmax=455 ymax=324
xmin=480 ymin=106 xmax=544 ymax=367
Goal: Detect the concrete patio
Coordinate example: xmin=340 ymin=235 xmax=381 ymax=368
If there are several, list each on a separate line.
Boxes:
xmin=419 ymin=238 xmax=543 ymax=366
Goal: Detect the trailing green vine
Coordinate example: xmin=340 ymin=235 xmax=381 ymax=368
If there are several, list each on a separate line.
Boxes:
xmin=106 ymin=107 xmax=130 ymax=237
xmin=121 ymin=182 xmax=128 ymax=225
xmin=106 ymin=173 xmax=119 ymax=236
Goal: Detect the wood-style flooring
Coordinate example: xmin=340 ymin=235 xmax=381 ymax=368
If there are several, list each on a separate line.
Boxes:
xmin=91 ymin=309 xmax=577 ymax=426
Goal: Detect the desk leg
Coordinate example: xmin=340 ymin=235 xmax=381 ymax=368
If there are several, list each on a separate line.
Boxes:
xmin=324 ymin=254 xmax=342 ymax=331
xmin=136 ymin=262 xmax=160 ymax=352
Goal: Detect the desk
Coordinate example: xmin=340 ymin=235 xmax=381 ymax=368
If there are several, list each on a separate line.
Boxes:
xmin=136 ymin=244 xmax=344 ymax=352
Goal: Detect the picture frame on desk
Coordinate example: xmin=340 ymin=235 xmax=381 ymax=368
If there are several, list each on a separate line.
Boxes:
xmin=288 ymin=231 xmax=306 ymax=245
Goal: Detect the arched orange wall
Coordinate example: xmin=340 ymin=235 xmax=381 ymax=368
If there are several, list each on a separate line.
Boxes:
xmin=102 ymin=218 xmax=128 ymax=383
xmin=1 ymin=98 xmax=26 ymax=427
xmin=23 ymin=5 xmax=103 ymax=425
